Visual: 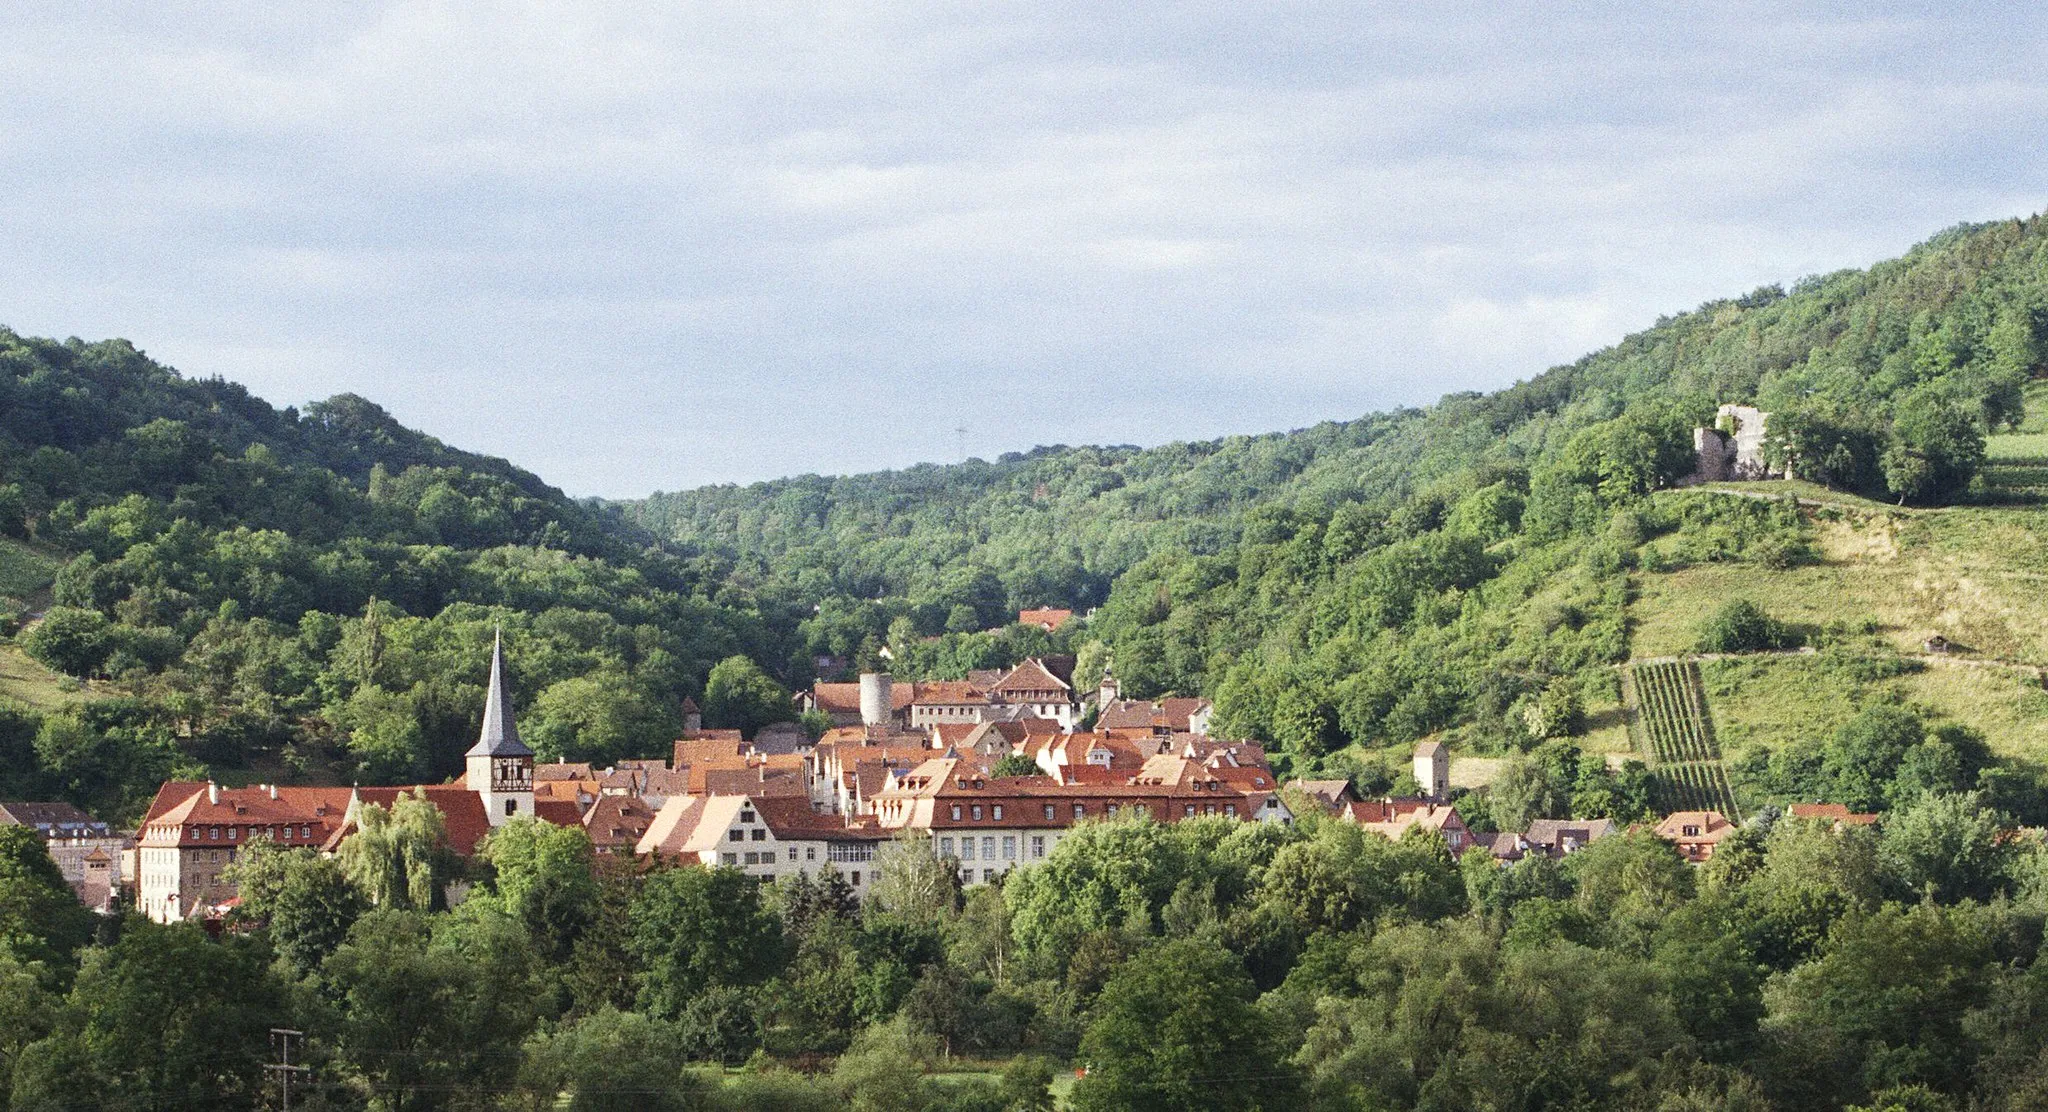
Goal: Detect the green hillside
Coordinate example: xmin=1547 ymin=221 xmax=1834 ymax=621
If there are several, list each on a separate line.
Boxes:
xmin=627 ymin=213 xmax=2048 ymax=819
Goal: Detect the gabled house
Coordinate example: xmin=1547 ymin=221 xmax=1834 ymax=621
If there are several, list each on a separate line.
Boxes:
xmin=1653 ymin=810 xmax=1737 ymax=863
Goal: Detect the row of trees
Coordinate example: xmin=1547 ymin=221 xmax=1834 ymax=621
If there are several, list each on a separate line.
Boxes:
xmin=11 ymin=779 xmax=2048 ymax=1109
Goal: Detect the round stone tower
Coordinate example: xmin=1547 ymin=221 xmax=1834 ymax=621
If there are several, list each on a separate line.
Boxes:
xmin=859 ymin=672 xmax=893 ymax=728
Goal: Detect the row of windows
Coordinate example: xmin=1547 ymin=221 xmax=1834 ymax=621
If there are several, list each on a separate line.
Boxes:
xmin=199 ymin=824 xmax=315 ymax=842
xmin=943 ymin=800 xmax=1237 ymax=823
xmin=717 ymin=851 xmax=863 ymax=887
xmin=727 ymin=827 xmax=768 ymax=842
xmin=938 ymin=834 xmax=1047 ymax=862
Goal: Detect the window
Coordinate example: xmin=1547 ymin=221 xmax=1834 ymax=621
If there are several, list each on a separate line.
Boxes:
xmin=981 ymin=836 xmax=995 ymax=860
xmin=1224 ymin=804 xmax=1236 ymax=816
xmin=950 ymin=804 xmax=962 ymax=821
xmin=1030 ymin=835 xmax=1045 ymax=858
xmin=728 ymin=829 xmax=745 ymax=842
xmin=939 ymin=836 xmax=955 ymax=858
xmin=1043 ymin=804 xmax=1055 ymax=820
xmin=505 ymin=799 xmax=517 ymax=817
xmin=1106 ymin=804 xmax=1118 ymax=817
xmin=850 ymin=871 xmax=861 ymax=886
xmin=1184 ymin=804 xmax=1196 ymax=816
xmin=982 ymin=869 xmax=996 ymax=884
xmin=806 ymin=846 xmax=816 ymax=861
xmin=971 ymin=804 xmax=983 ymax=821
xmin=1203 ymin=803 xmax=1215 ymax=815
xmin=960 ymin=869 xmax=974 ymax=884
xmin=741 ymin=851 xmax=757 ymax=865
xmin=300 ymin=825 xmax=310 ymax=839
xmin=828 ymin=843 xmax=875 ymax=863
xmin=1072 ymin=804 xmax=1085 ymax=819
xmin=750 ymin=828 xmax=766 ymax=842
xmin=228 ymin=826 xmax=239 ymax=841
xmin=1002 ymin=836 xmax=1016 ymax=859
xmin=787 ymin=847 xmax=798 ymax=862
xmin=721 ymin=852 xmax=738 ymax=866
xmin=209 ymin=826 xmax=220 ymax=840
xmin=740 ymin=810 xmax=755 ymax=824
xmin=960 ymin=839 xmax=975 ymax=861
xmin=993 ymin=805 xmax=1004 ymax=820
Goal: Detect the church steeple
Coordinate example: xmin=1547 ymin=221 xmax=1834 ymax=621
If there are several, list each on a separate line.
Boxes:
xmin=467 ymin=629 xmax=531 ymax=759
xmin=466 ymin=629 xmax=534 ymax=825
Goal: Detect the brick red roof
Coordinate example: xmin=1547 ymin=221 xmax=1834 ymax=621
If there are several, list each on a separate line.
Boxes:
xmin=351 ymin=786 xmax=495 ymax=857
xmin=811 ymin=682 xmax=914 ymax=714
xmin=1017 ymin=608 xmax=1074 ymax=630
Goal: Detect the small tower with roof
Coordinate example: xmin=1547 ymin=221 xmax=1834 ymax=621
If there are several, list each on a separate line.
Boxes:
xmin=467 ymin=630 xmax=534 ymax=825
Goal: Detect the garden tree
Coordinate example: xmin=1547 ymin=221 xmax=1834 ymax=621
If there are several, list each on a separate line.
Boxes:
xmin=629 ymin=865 xmax=785 ymax=1019
xmin=564 ymin=867 xmax=641 ymax=1016
xmin=1565 ymin=830 xmax=1696 ymax=949
xmin=223 ymin=837 xmax=365 ymax=979
xmin=480 ymin=816 xmax=601 ymax=962
xmin=10 ymin=921 xmax=283 ymax=1111
xmin=1071 ymin=938 xmax=1294 ymax=1112
xmin=1002 ymin=816 xmax=1201 ymax=973
xmin=0 ymin=949 xmax=55 ymax=1101
xmin=1735 ymin=816 xmax=1885 ymax=970
xmin=338 ymin=791 xmax=458 ymax=910
xmin=1253 ymin=821 xmax=1463 ymax=936
xmin=1696 ymin=597 xmax=1793 ymax=654
xmin=1878 ymin=790 xmax=2011 ymax=903
xmin=517 ymin=1007 xmax=708 ymax=1112
xmin=0 ymin=825 xmax=95 ymax=973
xmin=1827 ymin=707 xmax=1928 ymax=813
xmin=17 ymin=606 xmax=117 ymax=677
xmin=1760 ymin=902 xmax=1998 ymax=1104
xmin=526 ymin=670 xmax=676 ymax=765
xmin=1295 ymin=919 xmax=1687 ymax=1109
xmin=330 ymin=683 xmax=431 ymax=783
xmin=989 ymin=753 xmax=1042 ymax=779
xmin=321 ymin=906 xmax=541 ymax=1112
xmin=864 ymin=835 xmax=958 ymax=929
xmin=831 ymin=1016 xmax=941 ymax=1112
xmin=1487 ymin=755 xmax=1569 ymax=832
xmin=1882 ymin=387 xmax=1986 ymax=504
xmin=702 ymin=654 xmax=795 ymax=737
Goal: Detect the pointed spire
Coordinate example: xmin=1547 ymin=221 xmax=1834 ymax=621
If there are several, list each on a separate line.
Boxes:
xmin=467 ymin=629 xmax=533 ymax=757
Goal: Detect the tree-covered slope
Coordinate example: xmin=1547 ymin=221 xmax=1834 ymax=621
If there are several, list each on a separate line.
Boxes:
xmin=626 ymin=214 xmax=2048 ymax=783
xmin=0 ymin=330 xmax=794 ymax=819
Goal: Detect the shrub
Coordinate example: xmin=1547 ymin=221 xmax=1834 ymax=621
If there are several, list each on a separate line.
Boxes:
xmin=1696 ymin=599 xmax=1793 ymax=654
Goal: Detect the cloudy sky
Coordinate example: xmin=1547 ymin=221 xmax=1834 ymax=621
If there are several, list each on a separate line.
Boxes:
xmin=3 ymin=3 xmax=2045 ymax=496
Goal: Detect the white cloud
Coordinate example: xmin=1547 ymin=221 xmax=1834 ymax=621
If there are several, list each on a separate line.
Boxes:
xmin=2 ymin=2 xmax=2046 ymax=494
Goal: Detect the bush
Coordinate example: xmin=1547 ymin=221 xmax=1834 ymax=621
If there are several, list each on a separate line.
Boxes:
xmin=1696 ymin=599 xmax=1794 ymax=654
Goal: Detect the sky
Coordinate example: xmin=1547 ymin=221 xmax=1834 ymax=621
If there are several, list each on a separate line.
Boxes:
xmin=4 ymin=3 xmax=2047 ymax=498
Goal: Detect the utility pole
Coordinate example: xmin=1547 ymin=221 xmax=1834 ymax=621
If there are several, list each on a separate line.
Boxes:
xmin=268 ymin=1028 xmax=308 ymax=1111
xmin=956 ymin=424 xmax=968 ymax=463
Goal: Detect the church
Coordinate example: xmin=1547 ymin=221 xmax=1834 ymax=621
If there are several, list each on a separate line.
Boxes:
xmin=135 ymin=630 xmax=540 ymax=923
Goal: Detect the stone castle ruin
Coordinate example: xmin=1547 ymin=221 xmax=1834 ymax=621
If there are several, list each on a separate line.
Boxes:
xmin=1685 ymin=404 xmax=1786 ymax=484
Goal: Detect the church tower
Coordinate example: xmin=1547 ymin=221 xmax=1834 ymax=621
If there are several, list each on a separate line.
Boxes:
xmin=467 ymin=630 xmax=534 ymax=825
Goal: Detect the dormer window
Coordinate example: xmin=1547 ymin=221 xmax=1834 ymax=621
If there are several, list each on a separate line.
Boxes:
xmin=992 ymin=805 xmax=1004 ymax=820
xmin=971 ymin=805 xmax=983 ymax=821
xmin=950 ymin=804 xmax=962 ymax=821
xmin=1043 ymin=804 xmax=1055 ymax=820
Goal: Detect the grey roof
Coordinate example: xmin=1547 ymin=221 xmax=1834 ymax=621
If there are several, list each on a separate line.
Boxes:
xmin=466 ymin=631 xmax=533 ymax=758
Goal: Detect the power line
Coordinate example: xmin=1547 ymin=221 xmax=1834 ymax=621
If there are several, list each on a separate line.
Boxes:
xmin=267 ymin=1028 xmax=309 ymax=1111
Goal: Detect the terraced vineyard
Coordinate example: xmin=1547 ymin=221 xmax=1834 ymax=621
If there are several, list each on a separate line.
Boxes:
xmin=1625 ymin=659 xmax=1741 ymax=820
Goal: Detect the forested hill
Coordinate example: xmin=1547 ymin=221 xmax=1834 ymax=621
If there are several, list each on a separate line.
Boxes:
xmin=0 ymin=329 xmax=803 ymax=820
xmin=626 ymin=213 xmax=2048 ymax=779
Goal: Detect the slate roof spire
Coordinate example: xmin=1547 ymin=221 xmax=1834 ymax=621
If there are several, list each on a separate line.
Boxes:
xmin=466 ymin=629 xmax=532 ymax=758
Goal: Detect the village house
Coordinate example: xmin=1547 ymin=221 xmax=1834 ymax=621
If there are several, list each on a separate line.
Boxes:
xmin=0 ymin=800 xmax=127 ymax=912
xmin=1096 ymin=696 xmax=1214 ymax=737
xmin=637 ymin=793 xmax=890 ymax=893
xmin=1016 ymin=607 xmax=1074 ymax=632
xmin=870 ymin=754 xmax=1290 ymax=886
xmin=1339 ymin=798 xmax=1472 ymax=856
xmin=1654 ymin=810 xmax=1738 ymax=863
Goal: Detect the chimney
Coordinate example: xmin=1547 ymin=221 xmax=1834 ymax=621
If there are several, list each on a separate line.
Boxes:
xmin=268 ymin=784 xmax=279 ymax=800
xmin=207 ymin=782 xmax=220 ymax=805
